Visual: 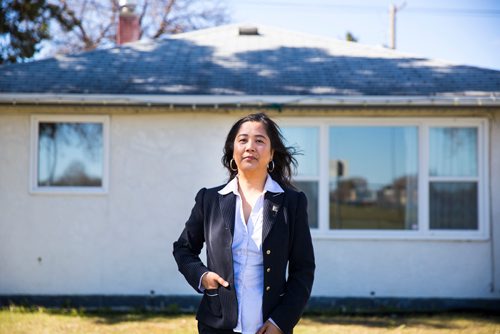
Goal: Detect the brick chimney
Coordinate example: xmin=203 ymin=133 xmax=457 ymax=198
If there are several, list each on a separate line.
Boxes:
xmin=117 ymin=0 xmax=140 ymax=45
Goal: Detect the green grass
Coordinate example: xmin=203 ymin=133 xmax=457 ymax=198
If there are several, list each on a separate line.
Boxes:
xmin=1 ymin=307 xmax=499 ymax=334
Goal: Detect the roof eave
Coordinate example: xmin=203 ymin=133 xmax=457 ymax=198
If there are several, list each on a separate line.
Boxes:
xmin=0 ymin=93 xmax=499 ymax=107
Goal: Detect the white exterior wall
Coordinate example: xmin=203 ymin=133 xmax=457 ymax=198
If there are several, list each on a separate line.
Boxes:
xmin=0 ymin=112 xmax=230 ymax=295
xmin=312 ymin=239 xmax=492 ymax=298
xmin=490 ymin=110 xmax=500 ymax=298
xmin=0 ymin=109 xmax=499 ymax=299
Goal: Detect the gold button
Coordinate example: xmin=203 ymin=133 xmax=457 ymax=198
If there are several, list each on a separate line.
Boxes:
xmin=266 ymin=250 xmax=271 ymax=255
xmin=266 ymin=267 xmax=271 ymax=273
xmin=266 ymin=286 xmax=271 ymax=291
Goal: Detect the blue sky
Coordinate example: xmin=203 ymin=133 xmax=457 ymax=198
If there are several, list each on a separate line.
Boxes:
xmin=225 ymin=0 xmax=500 ymax=70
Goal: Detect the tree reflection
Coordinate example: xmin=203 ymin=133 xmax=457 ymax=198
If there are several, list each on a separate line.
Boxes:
xmin=330 ymin=174 xmax=418 ymax=230
xmin=38 ymin=122 xmax=103 ymax=187
xmin=429 ymin=127 xmax=477 ymax=177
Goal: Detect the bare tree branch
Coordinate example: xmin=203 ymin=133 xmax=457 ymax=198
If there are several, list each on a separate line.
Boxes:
xmin=137 ymin=0 xmax=150 ymax=38
xmin=95 ymin=2 xmax=119 ymax=45
xmin=152 ymin=0 xmax=177 ymax=38
xmin=41 ymin=0 xmax=229 ymax=57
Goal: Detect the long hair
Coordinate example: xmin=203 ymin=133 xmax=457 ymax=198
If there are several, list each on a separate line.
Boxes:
xmin=222 ymin=113 xmax=298 ymax=189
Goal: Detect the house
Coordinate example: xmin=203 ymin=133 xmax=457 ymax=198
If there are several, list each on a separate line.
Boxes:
xmin=1 ymin=23 xmax=499 ymax=312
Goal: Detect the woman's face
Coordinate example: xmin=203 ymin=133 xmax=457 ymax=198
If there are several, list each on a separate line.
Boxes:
xmin=233 ymin=121 xmax=273 ymax=175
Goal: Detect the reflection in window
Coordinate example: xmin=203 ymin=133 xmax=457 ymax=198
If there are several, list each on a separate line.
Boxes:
xmin=38 ymin=122 xmax=103 ymax=187
xmin=430 ymin=127 xmax=477 ymax=177
xmin=429 ymin=127 xmax=479 ymax=230
xmin=281 ymin=127 xmax=318 ymax=177
xmin=329 ymin=127 xmax=418 ymax=230
xmin=293 ymin=181 xmax=318 ymax=228
xmin=282 ymin=127 xmax=319 ymax=228
xmin=430 ymin=182 xmax=478 ymax=230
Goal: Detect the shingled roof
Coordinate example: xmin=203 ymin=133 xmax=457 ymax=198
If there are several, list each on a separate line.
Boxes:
xmin=1 ymin=24 xmax=499 ymax=102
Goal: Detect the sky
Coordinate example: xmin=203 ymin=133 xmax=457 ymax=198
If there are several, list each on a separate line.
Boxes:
xmin=225 ymin=0 xmax=500 ymax=71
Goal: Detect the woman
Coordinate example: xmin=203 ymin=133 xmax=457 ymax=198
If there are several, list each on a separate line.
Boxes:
xmin=173 ymin=113 xmax=315 ymax=334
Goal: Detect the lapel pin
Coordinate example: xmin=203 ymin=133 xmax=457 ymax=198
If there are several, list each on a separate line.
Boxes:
xmin=272 ymin=205 xmax=279 ymax=214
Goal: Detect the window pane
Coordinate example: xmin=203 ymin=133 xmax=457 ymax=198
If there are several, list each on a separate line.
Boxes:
xmin=293 ymin=181 xmax=318 ymax=228
xmin=429 ymin=127 xmax=477 ymax=177
xmin=329 ymin=127 xmax=418 ymax=230
xmin=430 ymin=182 xmax=478 ymax=230
xmin=38 ymin=122 xmax=103 ymax=187
xmin=281 ymin=127 xmax=318 ymax=177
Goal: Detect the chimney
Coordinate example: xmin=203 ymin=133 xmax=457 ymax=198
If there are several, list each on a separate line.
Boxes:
xmin=117 ymin=0 xmax=140 ymax=45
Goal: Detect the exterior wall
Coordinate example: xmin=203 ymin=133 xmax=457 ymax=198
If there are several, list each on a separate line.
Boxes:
xmin=0 ymin=107 xmax=499 ymax=301
xmin=0 ymin=111 xmax=231 ymax=295
xmin=490 ymin=110 xmax=500 ymax=298
xmin=312 ymin=239 xmax=491 ymax=298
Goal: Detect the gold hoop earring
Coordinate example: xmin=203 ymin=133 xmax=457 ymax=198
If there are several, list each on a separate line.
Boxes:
xmin=268 ymin=160 xmax=275 ymax=172
xmin=230 ymin=159 xmax=238 ymax=171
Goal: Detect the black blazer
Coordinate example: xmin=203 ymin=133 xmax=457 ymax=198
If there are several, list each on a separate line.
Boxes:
xmin=173 ymin=184 xmax=315 ymax=334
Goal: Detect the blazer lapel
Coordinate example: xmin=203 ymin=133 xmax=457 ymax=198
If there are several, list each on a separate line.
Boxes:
xmin=262 ymin=192 xmax=284 ymax=242
xmin=219 ymin=192 xmax=236 ymax=236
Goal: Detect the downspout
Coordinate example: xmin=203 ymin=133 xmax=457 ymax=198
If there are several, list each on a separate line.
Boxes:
xmin=489 ymin=116 xmax=496 ymax=293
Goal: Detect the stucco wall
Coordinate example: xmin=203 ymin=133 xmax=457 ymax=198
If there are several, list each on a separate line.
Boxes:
xmin=0 ymin=108 xmax=499 ymax=300
xmin=490 ymin=110 xmax=500 ymax=298
xmin=0 ymin=111 xmax=230 ymax=295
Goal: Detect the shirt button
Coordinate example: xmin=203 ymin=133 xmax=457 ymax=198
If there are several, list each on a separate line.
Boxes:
xmin=266 ymin=286 xmax=271 ymax=291
xmin=266 ymin=250 xmax=271 ymax=255
xmin=266 ymin=267 xmax=271 ymax=273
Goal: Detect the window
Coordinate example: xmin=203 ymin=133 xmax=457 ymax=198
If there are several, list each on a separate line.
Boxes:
xmin=282 ymin=126 xmax=319 ymax=228
xmin=429 ymin=127 xmax=478 ymax=230
xmin=329 ymin=126 xmax=418 ymax=230
xmin=31 ymin=115 xmax=109 ymax=193
xmin=281 ymin=118 xmax=488 ymax=239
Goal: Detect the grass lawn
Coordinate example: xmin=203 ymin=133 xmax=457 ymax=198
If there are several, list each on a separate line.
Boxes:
xmin=1 ymin=307 xmax=499 ymax=334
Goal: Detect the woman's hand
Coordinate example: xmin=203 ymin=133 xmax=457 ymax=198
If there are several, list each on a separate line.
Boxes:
xmin=256 ymin=320 xmax=283 ymax=334
xmin=201 ymin=271 xmax=229 ymax=290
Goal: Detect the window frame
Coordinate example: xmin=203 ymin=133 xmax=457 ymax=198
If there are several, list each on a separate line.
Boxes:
xmin=30 ymin=114 xmax=110 ymax=195
xmin=279 ymin=117 xmax=489 ymax=241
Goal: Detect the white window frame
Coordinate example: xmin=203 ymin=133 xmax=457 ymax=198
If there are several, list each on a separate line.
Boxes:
xmin=279 ymin=117 xmax=489 ymax=241
xmin=30 ymin=115 xmax=110 ymax=195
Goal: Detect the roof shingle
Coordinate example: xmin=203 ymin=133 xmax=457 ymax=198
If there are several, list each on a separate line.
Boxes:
xmin=1 ymin=24 xmax=499 ymax=96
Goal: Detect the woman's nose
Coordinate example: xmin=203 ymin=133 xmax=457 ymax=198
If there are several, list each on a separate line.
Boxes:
xmin=245 ymin=140 xmax=256 ymax=151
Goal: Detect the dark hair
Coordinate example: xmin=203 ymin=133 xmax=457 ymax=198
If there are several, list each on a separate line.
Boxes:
xmin=222 ymin=113 xmax=298 ymax=189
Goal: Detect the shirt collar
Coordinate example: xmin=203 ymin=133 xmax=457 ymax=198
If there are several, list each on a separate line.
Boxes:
xmin=218 ymin=174 xmax=284 ymax=195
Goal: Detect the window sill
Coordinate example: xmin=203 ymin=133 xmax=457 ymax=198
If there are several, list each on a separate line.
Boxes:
xmin=30 ymin=187 xmax=108 ymax=195
xmin=311 ymin=230 xmax=489 ymax=241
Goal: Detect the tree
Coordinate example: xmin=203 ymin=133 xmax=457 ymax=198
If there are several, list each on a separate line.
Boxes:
xmin=345 ymin=31 xmax=358 ymax=43
xmin=0 ymin=0 xmax=75 ymax=63
xmin=1 ymin=0 xmax=229 ymax=63
xmin=44 ymin=0 xmax=229 ymax=56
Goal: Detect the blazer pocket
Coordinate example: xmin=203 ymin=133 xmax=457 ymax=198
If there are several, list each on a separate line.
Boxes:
xmin=203 ymin=289 xmax=222 ymax=317
xmin=205 ymin=289 xmax=219 ymax=297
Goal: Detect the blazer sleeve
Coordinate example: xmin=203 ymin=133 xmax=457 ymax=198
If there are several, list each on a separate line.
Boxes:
xmin=270 ymin=191 xmax=315 ymax=334
xmin=172 ymin=188 xmax=209 ymax=293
